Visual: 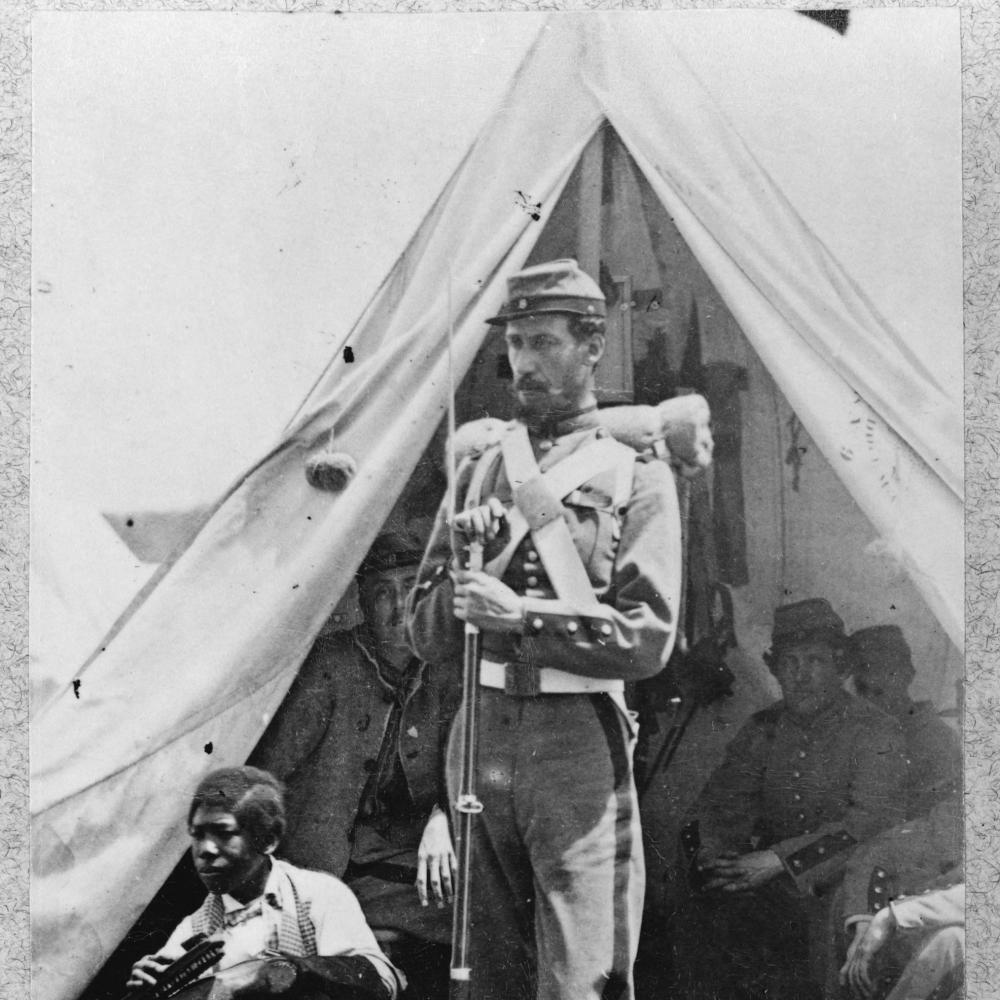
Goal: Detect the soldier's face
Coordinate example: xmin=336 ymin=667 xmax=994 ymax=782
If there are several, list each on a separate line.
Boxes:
xmin=854 ymin=666 xmax=911 ymax=716
xmin=361 ymin=565 xmax=417 ymax=668
xmin=505 ymin=315 xmax=604 ymax=417
xmin=772 ymin=640 xmax=842 ymax=717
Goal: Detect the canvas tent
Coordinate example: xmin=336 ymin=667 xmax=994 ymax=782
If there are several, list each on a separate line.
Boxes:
xmin=31 ymin=14 xmax=962 ymax=1000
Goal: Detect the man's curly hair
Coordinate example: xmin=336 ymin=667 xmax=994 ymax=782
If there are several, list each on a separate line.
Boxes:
xmin=188 ymin=766 xmax=287 ymax=852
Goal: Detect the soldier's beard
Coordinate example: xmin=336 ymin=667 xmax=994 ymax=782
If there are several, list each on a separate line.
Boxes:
xmin=512 ymin=380 xmax=580 ymax=421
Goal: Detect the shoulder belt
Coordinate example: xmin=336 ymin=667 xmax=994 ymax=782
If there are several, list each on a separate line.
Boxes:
xmin=468 ymin=423 xmax=634 ymax=608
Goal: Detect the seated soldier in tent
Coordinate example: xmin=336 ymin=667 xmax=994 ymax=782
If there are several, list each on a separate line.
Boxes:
xmin=849 ymin=625 xmax=961 ymax=819
xmin=839 ymin=797 xmax=963 ymax=1000
xmin=675 ymin=599 xmax=908 ymax=1000
xmin=128 ymin=766 xmax=402 ymax=999
xmin=250 ymin=533 xmax=460 ymax=1000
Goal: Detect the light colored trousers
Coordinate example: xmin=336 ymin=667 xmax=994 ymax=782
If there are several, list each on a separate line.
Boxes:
xmin=447 ymin=688 xmax=644 ymax=1000
xmin=885 ymin=926 xmax=964 ymax=1000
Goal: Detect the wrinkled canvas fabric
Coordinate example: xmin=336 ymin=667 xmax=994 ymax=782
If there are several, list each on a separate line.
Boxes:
xmin=31 ymin=15 xmax=960 ymax=1000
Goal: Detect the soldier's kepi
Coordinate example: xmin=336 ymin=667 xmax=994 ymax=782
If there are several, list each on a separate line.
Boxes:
xmin=406 ymin=259 xmax=687 ymax=1000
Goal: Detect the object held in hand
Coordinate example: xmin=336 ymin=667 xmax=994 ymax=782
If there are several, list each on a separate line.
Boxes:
xmin=123 ymin=936 xmax=225 ymax=1000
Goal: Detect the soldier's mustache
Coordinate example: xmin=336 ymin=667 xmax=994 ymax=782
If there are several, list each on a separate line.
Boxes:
xmin=515 ymin=377 xmax=549 ymax=392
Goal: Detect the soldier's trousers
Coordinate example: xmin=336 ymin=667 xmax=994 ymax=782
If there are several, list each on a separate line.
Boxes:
xmin=446 ymin=688 xmax=644 ymax=1000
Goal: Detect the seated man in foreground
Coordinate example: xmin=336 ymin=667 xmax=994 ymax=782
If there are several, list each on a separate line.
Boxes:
xmin=677 ymin=599 xmax=908 ymax=1000
xmin=128 ymin=766 xmax=402 ymax=1000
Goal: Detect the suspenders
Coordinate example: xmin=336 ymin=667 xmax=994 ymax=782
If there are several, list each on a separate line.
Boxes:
xmin=464 ymin=423 xmax=635 ymax=606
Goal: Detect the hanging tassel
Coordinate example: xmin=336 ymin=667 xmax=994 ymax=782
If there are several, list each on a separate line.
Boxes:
xmin=304 ymin=429 xmax=357 ymax=493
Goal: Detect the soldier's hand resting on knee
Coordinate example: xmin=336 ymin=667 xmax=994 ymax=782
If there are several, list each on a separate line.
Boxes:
xmin=696 ymin=849 xmax=784 ymax=894
xmin=416 ymin=805 xmax=457 ymax=908
xmin=840 ymin=910 xmax=895 ymax=1000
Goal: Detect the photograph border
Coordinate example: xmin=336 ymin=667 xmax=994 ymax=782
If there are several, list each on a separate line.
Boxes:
xmin=4 ymin=2 xmax=998 ymax=997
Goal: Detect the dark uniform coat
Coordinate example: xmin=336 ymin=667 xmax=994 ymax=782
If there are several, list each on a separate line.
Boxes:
xmin=677 ymin=691 xmax=908 ymax=999
xmin=898 ymin=702 xmax=962 ymax=819
xmin=251 ymin=629 xmax=460 ymax=881
xmin=841 ymin=797 xmax=963 ymax=924
xmin=692 ymin=691 xmax=909 ymax=892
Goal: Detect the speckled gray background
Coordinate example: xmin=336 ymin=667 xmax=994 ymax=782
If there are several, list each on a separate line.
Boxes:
xmin=3 ymin=2 xmax=996 ymax=998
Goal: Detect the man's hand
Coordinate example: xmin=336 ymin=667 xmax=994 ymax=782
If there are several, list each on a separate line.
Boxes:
xmin=840 ymin=909 xmax=896 ymax=999
xmin=451 ymin=569 xmax=524 ymax=633
xmin=127 ymin=953 xmax=173 ymax=989
xmin=453 ymin=498 xmax=507 ymax=544
xmin=416 ymin=805 xmax=457 ymax=908
xmin=696 ymin=849 xmax=785 ymax=894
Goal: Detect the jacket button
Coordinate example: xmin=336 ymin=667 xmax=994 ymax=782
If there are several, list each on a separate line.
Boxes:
xmin=539 ymin=440 xmax=553 ymax=452
xmin=532 ymin=618 xmax=544 ymax=631
xmin=527 ymin=576 xmax=539 ymax=587
xmin=792 ymin=771 xmax=801 ymax=779
xmin=600 ymin=623 xmax=613 ymax=637
xmin=793 ymin=793 xmax=802 ymax=802
xmin=527 ymin=551 xmax=539 ymax=562
xmin=566 ymin=622 xmax=579 ymax=635
xmin=798 ymin=750 xmax=807 ymax=759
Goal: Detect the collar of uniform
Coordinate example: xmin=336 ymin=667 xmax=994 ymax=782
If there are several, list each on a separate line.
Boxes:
xmin=517 ymin=403 xmax=600 ymax=440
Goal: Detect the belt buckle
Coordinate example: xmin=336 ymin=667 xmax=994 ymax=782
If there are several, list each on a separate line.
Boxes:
xmin=504 ymin=662 xmax=541 ymax=697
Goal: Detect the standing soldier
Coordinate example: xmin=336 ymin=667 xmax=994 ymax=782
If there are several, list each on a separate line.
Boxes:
xmin=406 ymin=259 xmax=683 ymax=1000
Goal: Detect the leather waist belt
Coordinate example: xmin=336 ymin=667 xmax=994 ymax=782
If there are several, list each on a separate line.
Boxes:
xmin=480 ymin=657 xmax=624 ymax=695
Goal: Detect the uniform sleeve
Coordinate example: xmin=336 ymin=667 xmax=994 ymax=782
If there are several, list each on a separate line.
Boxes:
xmin=774 ymin=716 xmax=908 ymax=894
xmin=405 ymin=462 xmax=475 ymax=665
xmin=688 ymin=716 xmax=769 ymax=858
xmin=306 ymin=872 xmax=404 ymax=998
xmin=890 ymin=883 xmax=964 ymax=932
xmin=841 ymin=799 xmax=964 ymax=921
xmin=515 ymin=458 xmax=682 ymax=681
xmin=249 ymin=638 xmax=339 ymax=781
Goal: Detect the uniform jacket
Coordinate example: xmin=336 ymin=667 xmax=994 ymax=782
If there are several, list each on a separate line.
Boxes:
xmin=250 ymin=630 xmax=461 ymax=876
xmin=899 ymin=702 xmax=962 ymax=818
xmin=690 ymin=691 xmax=908 ymax=894
xmin=841 ymin=798 xmax=963 ymax=923
xmin=406 ymin=413 xmax=682 ymax=683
